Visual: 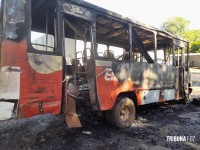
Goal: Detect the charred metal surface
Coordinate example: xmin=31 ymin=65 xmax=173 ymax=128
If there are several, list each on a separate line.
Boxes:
xmin=88 ymin=78 xmax=98 ymax=110
xmin=96 ymin=15 xmax=129 ymax=47
xmin=63 ymin=14 xmax=92 ymax=42
xmin=62 ymin=2 xmax=94 ymax=21
xmin=173 ymin=39 xmax=188 ymax=48
xmin=132 ymin=28 xmax=154 ymax=63
xmin=3 ymin=0 xmax=29 ymax=41
xmin=95 ymin=59 xmax=179 ymax=109
xmin=112 ymin=61 xmax=178 ymax=89
xmin=87 ymin=58 xmax=98 ymax=110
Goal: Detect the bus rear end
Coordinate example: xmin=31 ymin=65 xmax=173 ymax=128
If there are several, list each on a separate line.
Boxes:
xmin=0 ymin=0 xmax=63 ymax=120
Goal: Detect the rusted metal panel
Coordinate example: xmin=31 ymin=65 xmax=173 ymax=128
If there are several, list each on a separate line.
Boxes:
xmin=65 ymin=96 xmax=82 ymax=128
xmin=0 ymin=66 xmax=20 ymax=99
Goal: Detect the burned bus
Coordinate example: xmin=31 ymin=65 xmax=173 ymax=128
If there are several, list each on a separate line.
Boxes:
xmin=0 ymin=0 xmax=192 ymax=128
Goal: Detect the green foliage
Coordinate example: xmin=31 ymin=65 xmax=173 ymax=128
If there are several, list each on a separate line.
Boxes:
xmin=161 ymin=17 xmax=200 ymax=53
xmin=161 ymin=17 xmax=190 ymax=37
xmin=182 ymin=30 xmax=200 ymax=43
xmin=191 ymin=41 xmax=200 ymax=53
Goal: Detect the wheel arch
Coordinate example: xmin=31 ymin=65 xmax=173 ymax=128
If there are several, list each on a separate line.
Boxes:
xmin=115 ymin=91 xmax=138 ymax=107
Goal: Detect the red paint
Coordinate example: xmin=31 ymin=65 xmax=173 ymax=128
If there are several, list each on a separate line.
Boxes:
xmin=136 ymin=91 xmax=143 ymax=105
xmin=1 ymin=38 xmax=62 ymax=118
xmin=96 ymin=66 xmax=134 ymax=110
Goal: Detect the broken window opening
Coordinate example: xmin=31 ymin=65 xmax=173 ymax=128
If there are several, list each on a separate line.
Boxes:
xmin=63 ymin=14 xmax=92 ymax=79
xmin=31 ymin=1 xmax=57 ymax=52
xmin=96 ymin=15 xmax=130 ymax=61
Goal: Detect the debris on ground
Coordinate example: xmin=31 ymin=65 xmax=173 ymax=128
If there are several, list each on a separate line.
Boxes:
xmin=82 ymin=131 xmax=92 ymax=135
xmin=0 ymin=101 xmax=200 ymax=150
xmin=192 ymin=98 xmax=200 ymax=106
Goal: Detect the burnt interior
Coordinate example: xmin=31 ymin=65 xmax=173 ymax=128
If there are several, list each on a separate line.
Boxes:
xmin=133 ymin=27 xmax=173 ymax=51
xmin=63 ymin=14 xmax=91 ymax=41
xmin=96 ymin=15 xmax=173 ymax=52
xmin=96 ymin=15 xmax=129 ymax=48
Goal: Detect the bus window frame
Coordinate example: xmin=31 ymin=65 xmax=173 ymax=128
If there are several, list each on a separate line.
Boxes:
xmin=94 ymin=14 xmax=131 ymax=61
xmin=63 ymin=13 xmax=94 ymax=62
xmin=27 ymin=1 xmax=62 ymax=56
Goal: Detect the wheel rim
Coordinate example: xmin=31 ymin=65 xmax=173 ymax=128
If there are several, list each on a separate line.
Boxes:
xmin=120 ymin=105 xmax=130 ymax=121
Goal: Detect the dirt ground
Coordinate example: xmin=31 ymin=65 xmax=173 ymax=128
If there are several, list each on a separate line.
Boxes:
xmin=0 ymin=69 xmax=200 ymax=150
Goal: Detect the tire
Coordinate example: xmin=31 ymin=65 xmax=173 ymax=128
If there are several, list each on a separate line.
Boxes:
xmin=111 ymin=97 xmax=135 ymax=128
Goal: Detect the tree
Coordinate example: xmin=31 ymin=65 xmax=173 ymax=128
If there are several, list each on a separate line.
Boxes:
xmin=161 ymin=17 xmax=190 ymax=37
xmin=161 ymin=17 xmax=200 ymax=53
xmin=191 ymin=41 xmax=200 ymax=53
xmin=183 ymin=30 xmax=200 ymax=43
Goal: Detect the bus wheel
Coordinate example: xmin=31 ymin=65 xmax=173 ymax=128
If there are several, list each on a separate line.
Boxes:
xmin=111 ymin=97 xmax=135 ymax=128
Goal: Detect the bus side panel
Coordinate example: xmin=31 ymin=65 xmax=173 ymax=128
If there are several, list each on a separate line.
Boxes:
xmin=1 ymin=39 xmax=63 ymax=118
xmin=95 ymin=60 xmax=178 ymax=110
xmin=95 ymin=60 xmax=134 ymax=110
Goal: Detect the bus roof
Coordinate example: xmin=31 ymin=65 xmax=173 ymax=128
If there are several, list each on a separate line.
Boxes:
xmin=31 ymin=0 xmax=188 ymax=49
xmin=70 ymin=0 xmax=188 ymax=48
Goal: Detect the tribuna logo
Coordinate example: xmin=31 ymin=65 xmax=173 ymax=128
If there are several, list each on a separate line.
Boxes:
xmin=166 ymin=136 xmax=195 ymax=142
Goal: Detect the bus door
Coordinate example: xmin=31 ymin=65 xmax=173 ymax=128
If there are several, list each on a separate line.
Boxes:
xmin=62 ymin=2 xmax=95 ymax=127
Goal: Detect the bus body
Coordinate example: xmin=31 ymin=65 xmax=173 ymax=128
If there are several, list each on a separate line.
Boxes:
xmin=0 ymin=0 xmax=192 ymax=128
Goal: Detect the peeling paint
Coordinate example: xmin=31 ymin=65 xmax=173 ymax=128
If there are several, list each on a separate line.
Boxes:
xmin=28 ymin=53 xmax=62 ymax=74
